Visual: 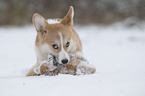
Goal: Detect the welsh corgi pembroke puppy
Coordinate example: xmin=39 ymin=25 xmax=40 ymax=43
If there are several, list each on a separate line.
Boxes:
xmin=26 ymin=6 xmax=96 ymax=76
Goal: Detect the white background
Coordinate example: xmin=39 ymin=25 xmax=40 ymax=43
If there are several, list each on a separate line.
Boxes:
xmin=0 ymin=22 xmax=145 ymax=96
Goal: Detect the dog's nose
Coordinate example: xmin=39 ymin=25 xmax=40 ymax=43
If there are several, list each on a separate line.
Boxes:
xmin=61 ymin=59 xmax=68 ymax=64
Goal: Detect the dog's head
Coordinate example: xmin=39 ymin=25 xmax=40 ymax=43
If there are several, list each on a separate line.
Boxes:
xmin=33 ymin=6 xmax=75 ymax=64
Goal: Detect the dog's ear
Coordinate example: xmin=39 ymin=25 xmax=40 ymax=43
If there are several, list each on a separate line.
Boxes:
xmin=60 ymin=6 xmax=74 ymax=26
xmin=32 ymin=13 xmax=49 ymax=35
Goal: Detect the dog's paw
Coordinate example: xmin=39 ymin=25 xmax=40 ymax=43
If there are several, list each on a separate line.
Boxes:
xmin=40 ymin=54 xmax=57 ymax=71
xmin=76 ymin=61 xmax=96 ymax=75
xmin=40 ymin=63 xmax=58 ymax=76
xmin=33 ymin=54 xmax=57 ymax=75
xmin=40 ymin=61 xmax=57 ymax=73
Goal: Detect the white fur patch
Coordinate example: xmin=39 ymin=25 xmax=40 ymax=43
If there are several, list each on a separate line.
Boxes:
xmin=47 ymin=19 xmax=60 ymax=24
xmin=58 ymin=32 xmax=70 ymax=64
xmin=40 ymin=43 xmax=52 ymax=54
xmin=59 ymin=32 xmax=63 ymax=49
xmin=35 ymin=43 xmax=52 ymax=64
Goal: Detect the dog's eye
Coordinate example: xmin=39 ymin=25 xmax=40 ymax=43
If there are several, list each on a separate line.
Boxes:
xmin=66 ymin=42 xmax=70 ymax=47
xmin=52 ymin=44 xmax=58 ymax=49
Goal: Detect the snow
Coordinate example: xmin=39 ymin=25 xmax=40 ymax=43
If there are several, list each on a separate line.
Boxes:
xmin=47 ymin=19 xmax=60 ymax=24
xmin=0 ymin=23 xmax=145 ymax=96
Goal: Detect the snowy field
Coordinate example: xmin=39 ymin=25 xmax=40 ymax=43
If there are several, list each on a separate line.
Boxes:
xmin=0 ymin=22 xmax=145 ymax=96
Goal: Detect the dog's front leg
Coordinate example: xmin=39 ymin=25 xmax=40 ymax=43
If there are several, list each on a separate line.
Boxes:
xmin=75 ymin=51 xmax=96 ymax=75
xmin=26 ymin=54 xmax=57 ymax=76
xmin=39 ymin=54 xmax=58 ymax=76
xmin=26 ymin=64 xmax=40 ymax=76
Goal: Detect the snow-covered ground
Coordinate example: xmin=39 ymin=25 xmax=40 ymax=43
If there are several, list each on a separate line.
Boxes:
xmin=0 ymin=23 xmax=145 ymax=96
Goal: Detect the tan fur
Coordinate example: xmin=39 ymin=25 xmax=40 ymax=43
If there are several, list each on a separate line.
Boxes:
xmin=27 ymin=56 xmax=96 ymax=76
xmin=26 ymin=68 xmax=40 ymax=76
xmin=26 ymin=6 xmax=95 ymax=76
xmin=34 ymin=7 xmax=81 ymax=64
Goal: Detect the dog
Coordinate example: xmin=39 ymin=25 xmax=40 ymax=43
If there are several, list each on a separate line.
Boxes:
xmin=26 ymin=6 xmax=96 ymax=76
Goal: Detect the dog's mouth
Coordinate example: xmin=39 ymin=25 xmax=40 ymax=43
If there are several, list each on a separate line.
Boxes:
xmin=53 ymin=56 xmax=70 ymax=66
xmin=50 ymin=53 xmax=70 ymax=66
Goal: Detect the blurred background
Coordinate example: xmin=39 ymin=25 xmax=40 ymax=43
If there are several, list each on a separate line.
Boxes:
xmin=0 ymin=1 xmax=145 ymax=96
xmin=0 ymin=0 xmax=144 ymax=26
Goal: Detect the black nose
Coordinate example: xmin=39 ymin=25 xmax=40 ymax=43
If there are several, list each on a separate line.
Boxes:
xmin=61 ymin=59 xmax=68 ymax=64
